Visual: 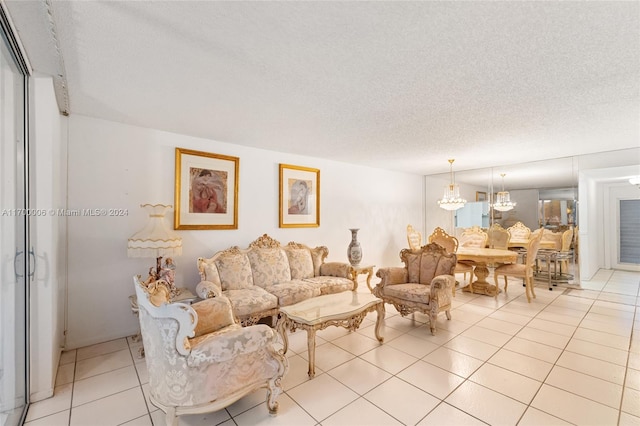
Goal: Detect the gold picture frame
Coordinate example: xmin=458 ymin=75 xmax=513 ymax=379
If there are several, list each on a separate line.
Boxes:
xmin=476 ymin=191 xmax=487 ymax=202
xmin=174 ymin=148 xmax=239 ymax=230
xmin=279 ymin=163 xmax=320 ymax=228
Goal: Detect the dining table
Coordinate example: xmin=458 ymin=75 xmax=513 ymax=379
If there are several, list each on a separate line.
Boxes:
xmin=456 ymin=247 xmax=519 ymax=296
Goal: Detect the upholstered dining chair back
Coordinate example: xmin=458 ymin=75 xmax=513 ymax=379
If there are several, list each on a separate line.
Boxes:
xmin=407 ymin=224 xmax=423 ymax=251
xmin=458 ymin=226 xmax=488 ymax=248
xmin=487 ymin=223 xmax=511 ymax=249
xmin=507 ymin=221 xmax=531 ymax=242
xmin=561 ymin=228 xmax=574 ymax=252
xmin=428 ymin=227 xmax=459 ymax=254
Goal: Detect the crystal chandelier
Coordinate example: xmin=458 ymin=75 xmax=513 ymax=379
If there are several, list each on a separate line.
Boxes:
xmin=437 ymin=159 xmax=467 ymax=211
xmin=493 ymin=173 xmax=517 ymax=212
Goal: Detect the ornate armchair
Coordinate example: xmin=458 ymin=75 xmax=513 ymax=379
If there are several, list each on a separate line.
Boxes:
xmin=372 ymin=243 xmax=456 ymax=334
xmin=133 ymin=276 xmax=288 ymax=426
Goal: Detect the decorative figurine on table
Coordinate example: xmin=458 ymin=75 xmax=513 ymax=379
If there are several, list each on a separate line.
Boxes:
xmin=160 ymin=257 xmax=176 ymax=285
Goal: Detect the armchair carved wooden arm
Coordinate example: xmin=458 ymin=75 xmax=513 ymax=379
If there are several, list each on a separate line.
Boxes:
xmin=133 ymin=276 xmax=288 ymax=426
xmin=372 ymin=243 xmax=456 ymax=335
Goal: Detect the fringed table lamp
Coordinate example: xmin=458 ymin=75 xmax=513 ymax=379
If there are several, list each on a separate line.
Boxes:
xmin=127 ymin=204 xmax=182 ymax=286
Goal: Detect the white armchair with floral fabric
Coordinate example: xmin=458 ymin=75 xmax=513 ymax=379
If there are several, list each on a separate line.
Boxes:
xmin=133 ymin=275 xmax=288 ymax=426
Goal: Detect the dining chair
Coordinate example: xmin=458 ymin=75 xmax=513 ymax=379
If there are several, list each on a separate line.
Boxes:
xmin=559 ymin=227 xmax=574 ymax=273
xmin=507 ymin=221 xmax=531 ymax=243
xmin=493 ymin=230 xmax=544 ymax=302
xmin=487 ymin=223 xmax=511 ymax=249
xmin=428 ymin=227 xmax=468 ymax=296
xmin=407 ymin=224 xmax=422 ymax=251
xmin=458 ymin=226 xmax=488 ymax=248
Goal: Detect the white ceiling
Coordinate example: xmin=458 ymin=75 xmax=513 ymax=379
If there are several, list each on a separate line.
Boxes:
xmin=5 ymin=1 xmax=640 ymax=185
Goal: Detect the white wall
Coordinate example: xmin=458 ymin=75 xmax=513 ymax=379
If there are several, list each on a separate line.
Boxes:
xmin=30 ymin=76 xmax=67 ymax=401
xmin=65 ymin=114 xmax=423 ymax=349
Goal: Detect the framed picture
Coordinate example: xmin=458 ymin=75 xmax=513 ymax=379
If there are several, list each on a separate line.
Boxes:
xmin=279 ymin=163 xmax=320 ymax=228
xmin=174 ymin=148 xmax=239 ymax=230
xmin=476 ymin=191 xmax=487 ymax=202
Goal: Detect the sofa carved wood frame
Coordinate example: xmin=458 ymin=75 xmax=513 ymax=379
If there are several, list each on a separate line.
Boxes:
xmin=373 ymin=243 xmax=456 ymax=335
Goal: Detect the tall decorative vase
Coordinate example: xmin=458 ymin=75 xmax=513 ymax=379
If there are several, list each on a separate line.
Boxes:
xmin=347 ymin=228 xmax=362 ymax=267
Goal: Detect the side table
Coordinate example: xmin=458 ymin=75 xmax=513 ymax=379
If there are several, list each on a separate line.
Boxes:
xmin=350 ymin=264 xmax=375 ymax=291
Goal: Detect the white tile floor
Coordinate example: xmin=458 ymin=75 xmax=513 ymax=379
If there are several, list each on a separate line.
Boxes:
xmin=25 ymin=268 xmax=640 ymax=426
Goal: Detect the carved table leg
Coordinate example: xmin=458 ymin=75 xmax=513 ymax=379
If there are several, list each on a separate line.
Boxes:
xmin=374 ymin=302 xmax=385 ymax=342
xmin=276 ymin=315 xmax=290 ymax=354
xmin=307 ymin=328 xmax=317 ymax=378
xmin=462 ymin=263 xmax=500 ymax=297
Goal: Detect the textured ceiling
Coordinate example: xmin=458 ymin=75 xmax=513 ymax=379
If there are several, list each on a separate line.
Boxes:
xmin=5 ymin=1 xmax=640 ymax=183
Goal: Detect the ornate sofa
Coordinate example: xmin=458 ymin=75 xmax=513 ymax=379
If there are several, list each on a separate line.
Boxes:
xmin=373 ymin=243 xmax=456 ymax=335
xmin=196 ymin=234 xmax=355 ymax=326
xmin=133 ymin=275 xmax=288 ymax=426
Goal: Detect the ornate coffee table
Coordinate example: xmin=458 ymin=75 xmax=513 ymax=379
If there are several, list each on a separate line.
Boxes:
xmin=276 ymin=291 xmax=384 ymax=378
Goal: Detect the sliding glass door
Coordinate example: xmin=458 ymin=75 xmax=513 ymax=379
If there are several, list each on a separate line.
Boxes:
xmin=0 ymin=8 xmax=29 ymax=426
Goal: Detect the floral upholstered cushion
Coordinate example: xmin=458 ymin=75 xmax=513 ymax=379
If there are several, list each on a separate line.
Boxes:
xmin=384 ymin=283 xmax=431 ymax=304
xmin=303 ymin=276 xmax=354 ymax=295
xmin=215 ymin=252 xmax=254 ymax=290
xmin=418 ymin=252 xmax=456 ymax=285
xmin=284 ymin=247 xmax=314 ymax=279
xmin=191 ymin=297 xmax=236 ymax=338
xmin=264 ymin=280 xmax=319 ymax=306
xmin=247 ymin=248 xmax=292 ymax=288
xmin=309 ymin=247 xmax=326 ymax=277
xmin=404 ymin=252 xmax=421 ymax=283
xmin=199 ymin=259 xmax=222 ymax=287
xmin=223 ymin=288 xmax=278 ymax=318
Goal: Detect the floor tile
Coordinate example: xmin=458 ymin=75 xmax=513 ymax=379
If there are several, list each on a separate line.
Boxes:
xmin=469 ymin=363 xmax=542 ymax=404
xmin=545 ymin=366 xmax=622 ymax=408
xmin=572 ymin=326 xmax=630 ymax=350
xmin=503 ymin=337 xmax=562 ymax=364
xmin=620 ymin=412 xmax=640 ymax=426
xmin=233 ymin=394 xmax=315 ymax=426
xmin=76 ymin=338 xmax=129 ymax=361
xmin=25 ymin=383 xmax=72 ymax=422
xmin=487 ymin=348 xmax=553 ymax=382
xmin=358 ymin=344 xmax=418 ymax=375
xmin=518 ymin=407 xmax=572 ymax=425
xmin=443 ymin=335 xmax=500 ymax=361
xmin=531 ymin=384 xmax=619 ymax=425
xmin=286 ymin=373 xmax=358 ymax=421
xmin=422 ymin=347 xmax=484 ymax=378
xmin=74 ymin=348 xmax=133 ymax=381
xmin=331 ymin=331 xmax=382 ymax=356
xmin=71 ymin=365 xmax=140 ymax=407
xmin=69 ymin=387 xmax=148 ymax=426
xmin=460 ymin=325 xmax=512 ymax=347
xmin=322 ymin=397 xmax=402 ymax=425
xmin=526 ymin=317 xmax=576 ymax=337
xmin=364 ymin=377 xmax=440 ymax=426
xmin=515 ymin=326 xmax=571 ymax=349
xmin=555 ymin=350 xmax=626 ymax=385
xmin=622 ymin=387 xmax=640 ymax=417
xmin=327 ymin=357 xmax=392 ymax=395
xmin=302 ymin=342 xmax=354 ymax=374
xmin=564 ymin=338 xmax=629 ymax=366
xmin=386 ymin=333 xmax=440 ymax=358
xmin=54 ymin=363 xmax=74 ymax=386
xmin=445 ymin=380 xmax=527 ymax=425
xmin=397 ymin=360 xmax=465 ymax=399
xmin=23 ymin=410 xmax=69 ymax=426
xmin=417 ymin=402 xmax=486 ymax=425
xmin=626 ymin=368 xmax=640 ymax=391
